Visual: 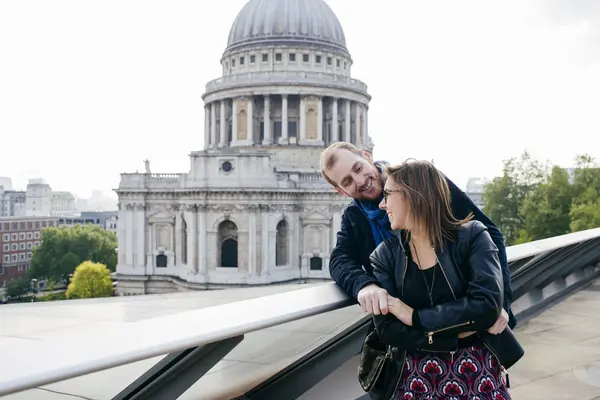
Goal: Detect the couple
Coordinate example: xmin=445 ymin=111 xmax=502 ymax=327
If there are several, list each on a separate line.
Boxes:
xmin=321 ymin=142 xmax=522 ymax=399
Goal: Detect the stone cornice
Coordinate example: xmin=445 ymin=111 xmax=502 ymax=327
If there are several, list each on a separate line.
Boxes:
xmin=202 ymin=84 xmax=370 ymax=105
xmin=118 ymin=202 xmax=348 ymax=213
xmin=116 ymin=188 xmax=343 ymax=198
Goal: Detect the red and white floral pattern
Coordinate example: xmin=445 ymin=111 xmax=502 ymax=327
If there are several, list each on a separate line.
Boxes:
xmin=393 ymin=345 xmax=511 ymax=400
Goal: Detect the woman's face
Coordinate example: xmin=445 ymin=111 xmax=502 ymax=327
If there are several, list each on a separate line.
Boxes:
xmin=379 ymin=179 xmax=411 ymax=231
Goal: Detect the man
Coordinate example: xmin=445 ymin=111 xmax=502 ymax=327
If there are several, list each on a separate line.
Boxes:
xmin=321 ymin=142 xmax=516 ymax=333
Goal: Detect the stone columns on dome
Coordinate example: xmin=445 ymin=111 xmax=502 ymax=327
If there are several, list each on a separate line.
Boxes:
xmin=219 ymin=100 xmax=227 ymax=147
xmin=210 ymin=103 xmax=217 ymax=149
xmin=279 ymin=94 xmax=288 ymax=144
xmin=247 ymin=97 xmax=254 ymax=144
xmin=204 ymin=106 xmax=211 ymax=149
xmin=331 ymin=98 xmax=339 ymax=142
xmin=317 ymin=97 xmax=323 ymax=143
xmin=344 ymin=100 xmax=351 ymax=142
xmin=299 ymin=96 xmax=306 ymax=144
xmin=232 ymin=99 xmax=238 ymax=144
xmin=262 ymin=95 xmax=271 ymax=145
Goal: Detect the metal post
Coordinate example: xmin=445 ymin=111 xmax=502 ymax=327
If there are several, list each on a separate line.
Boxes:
xmin=113 ymin=335 xmax=243 ymax=400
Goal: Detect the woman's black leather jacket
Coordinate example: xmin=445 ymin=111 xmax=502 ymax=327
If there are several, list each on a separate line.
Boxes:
xmin=370 ymin=220 xmax=504 ymax=351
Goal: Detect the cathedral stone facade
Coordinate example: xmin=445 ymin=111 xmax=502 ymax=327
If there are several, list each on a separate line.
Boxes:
xmin=115 ymin=0 xmax=373 ymax=295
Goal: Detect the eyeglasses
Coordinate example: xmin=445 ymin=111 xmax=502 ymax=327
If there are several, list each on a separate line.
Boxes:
xmin=383 ymin=189 xmax=402 ymax=203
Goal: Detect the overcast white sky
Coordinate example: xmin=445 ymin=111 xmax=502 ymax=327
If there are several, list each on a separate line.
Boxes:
xmin=1 ymin=0 xmax=599 ymax=198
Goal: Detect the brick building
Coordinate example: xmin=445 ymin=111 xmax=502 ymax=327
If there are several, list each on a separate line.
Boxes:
xmin=0 ymin=216 xmax=58 ymax=288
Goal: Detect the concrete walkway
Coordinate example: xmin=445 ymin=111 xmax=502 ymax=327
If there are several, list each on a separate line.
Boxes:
xmin=510 ymin=279 xmax=600 ymax=399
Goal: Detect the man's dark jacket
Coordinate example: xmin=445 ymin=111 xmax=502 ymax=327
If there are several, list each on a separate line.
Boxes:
xmin=329 ymin=175 xmax=517 ymax=329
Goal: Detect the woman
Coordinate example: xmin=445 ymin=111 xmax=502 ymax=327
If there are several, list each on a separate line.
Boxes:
xmin=369 ymin=160 xmax=515 ymax=400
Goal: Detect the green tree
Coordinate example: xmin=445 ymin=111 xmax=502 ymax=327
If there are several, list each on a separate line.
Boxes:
xmin=483 ymin=151 xmax=549 ymax=244
xmin=66 ymin=261 xmax=114 ymax=299
xmin=569 ymin=154 xmax=600 ymax=232
xmin=520 ymin=166 xmax=574 ymax=240
xmin=570 ymin=198 xmax=600 ymax=231
xmin=28 ymin=225 xmax=117 ymax=281
xmin=6 ymin=278 xmax=30 ymax=299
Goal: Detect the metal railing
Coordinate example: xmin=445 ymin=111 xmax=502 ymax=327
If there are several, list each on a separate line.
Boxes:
xmin=1 ymin=228 xmax=600 ymax=399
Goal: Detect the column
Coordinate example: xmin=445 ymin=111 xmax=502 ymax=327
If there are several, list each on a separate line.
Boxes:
xmin=219 ymin=100 xmax=227 ymax=147
xmin=279 ymin=94 xmax=288 ymax=144
xmin=210 ymin=103 xmax=217 ymax=148
xmin=262 ymin=95 xmax=271 ymax=145
xmin=126 ymin=205 xmax=134 ymax=267
xmin=117 ymin=204 xmax=126 ymax=266
xmin=261 ymin=212 xmax=269 ymax=275
xmin=331 ymin=98 xmax=339 ymax=142
xmin=186 ymin=206 xmax=197 ymax=272
xmin=299 ymin=96 xmax=306 ymax=142
xmin=362 ymin=106 xmax=369 ymax=148
xmin=197 ymin=208 xmax=207 ymax=274
xmin=331 ymin=211 xmax=341 ymax=250
xmin=204 ymin=107 xmax=211 ymax=149
xmin=175 ymin=213 xmax=182 ymax=266
xmin=317 ymin=96 xmax=323 ymax=143
xmin=354 ymin=103 xmax=360 ymax=145
xmin=344 ymin=100 xmax=351 ymax=142
xmin=232 ymin=98 xmax=238 ymax=142
xmin=136 ymin=205 xmax=145 ymax=269
xmin=247 ymin=96 xmax=254 ymax=144
xmin=248 ymin=211 xmax=257 ymax=276
xmin=134 ymin=204 xmax=146 ymax=268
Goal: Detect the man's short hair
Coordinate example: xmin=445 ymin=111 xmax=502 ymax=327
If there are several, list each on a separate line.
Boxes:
xmin=320 ymin=142 xmax=362 ymax=187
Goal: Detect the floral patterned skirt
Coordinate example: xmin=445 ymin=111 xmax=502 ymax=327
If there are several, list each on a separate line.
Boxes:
xmin=393 ymin=344 xmax=511 ymax=400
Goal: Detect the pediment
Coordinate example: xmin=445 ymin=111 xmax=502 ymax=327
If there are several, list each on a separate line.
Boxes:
xmin=301 ymin=211 xmax=330 ymax=224
xmin=148 ymin=209 xmax=175 ymax=224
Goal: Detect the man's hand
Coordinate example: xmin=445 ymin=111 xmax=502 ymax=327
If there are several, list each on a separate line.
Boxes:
xmin=487 ymin=309 xmax=509 ymax=335
xmin=387 ymin=295 xmax=414 ymax=326
xmin=357 ymin=284 xmax=388 ymax=315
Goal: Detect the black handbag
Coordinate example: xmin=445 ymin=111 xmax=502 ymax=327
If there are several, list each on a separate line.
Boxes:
xmin=358 ymin=328 xmax=401 ymax=400
xmin=480 ymin=327 xmax=524 ymax=370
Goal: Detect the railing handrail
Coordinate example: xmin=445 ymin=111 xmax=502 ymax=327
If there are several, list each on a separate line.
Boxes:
xmin=506 ymin=227 xmax=600 ymax=261
xmin=1 ymin=227 xmax=600 ymax=396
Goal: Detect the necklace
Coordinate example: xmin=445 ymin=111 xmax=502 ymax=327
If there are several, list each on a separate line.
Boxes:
xmin=411 ymin=242 xmax=436 ymax=307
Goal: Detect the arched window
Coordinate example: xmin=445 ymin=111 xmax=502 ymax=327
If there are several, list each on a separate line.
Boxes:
xmin=276 ymin=220 xmax=288 ymax=266
xmin=310 ymin=256 xmax=323 ymax=271
xmin=181 ymin=217 xmax=188 ymax=264
xmin=218 ymin=220 xmax=238 ymax=268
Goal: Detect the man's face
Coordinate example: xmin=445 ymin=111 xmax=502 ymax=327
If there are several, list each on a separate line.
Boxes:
xmin=327 ymin=149 xmax=382 ymax=200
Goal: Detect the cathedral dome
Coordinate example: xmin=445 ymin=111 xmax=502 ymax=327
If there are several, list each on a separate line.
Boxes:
xmin=225 ymin=0 xmax=348 ymax=54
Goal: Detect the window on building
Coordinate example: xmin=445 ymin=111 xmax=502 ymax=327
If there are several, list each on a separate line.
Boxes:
xmin=310 ymin=257 xmax=323 ymax=270
xmin=275 ymin=220 xmax=288 ymax=266
xmin=218 ymin=220 xmax=238 ymax=268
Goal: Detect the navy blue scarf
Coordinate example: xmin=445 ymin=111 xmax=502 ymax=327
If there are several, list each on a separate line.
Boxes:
xmin=353 ymin=161 xmax=393 ymax=246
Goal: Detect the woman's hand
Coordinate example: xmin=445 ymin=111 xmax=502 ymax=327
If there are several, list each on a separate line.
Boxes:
xmin=387 ymin=295 xmax=414 ymax=326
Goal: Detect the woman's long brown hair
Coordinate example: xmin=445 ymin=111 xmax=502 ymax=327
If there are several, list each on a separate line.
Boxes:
xmin=386 ymin=160 xmax=473 ymax=249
